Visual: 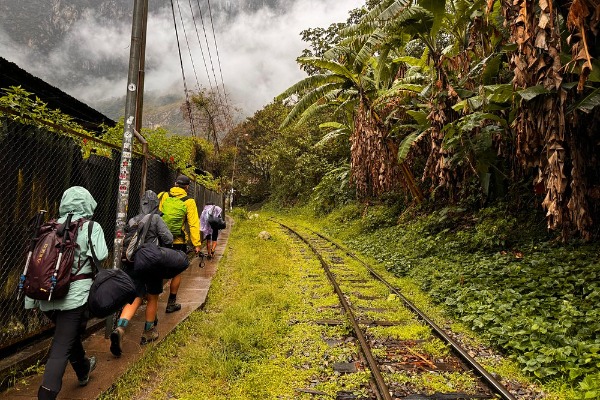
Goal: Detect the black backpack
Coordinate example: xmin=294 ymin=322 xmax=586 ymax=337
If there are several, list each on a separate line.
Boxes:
xmin=19 ymin=212 xmax=92 ymax=301
xmin=86 ymin=223 xmax=137 ymax=318
xmin=133 ymin=243 xmax=189 ymax=279
xmin=208 ymin=206 xmax=226 ymax=230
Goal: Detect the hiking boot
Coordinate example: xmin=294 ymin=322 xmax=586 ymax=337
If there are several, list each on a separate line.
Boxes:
xmin=165 ymin=300 xmax=181 ymax=313
xmin=140 ymin=326 xmax=159 ymax=345
xmin=110 ymin=327 xmax=124 ymax=357
xmin=77 ymin=356 xmax=96 ymax=386
xmin=37 ymin=386 xmax=58 ymax=400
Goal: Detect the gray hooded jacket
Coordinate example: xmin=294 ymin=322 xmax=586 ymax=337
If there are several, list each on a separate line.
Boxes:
xmin=128 ymin=190 xmax=173 ymax=246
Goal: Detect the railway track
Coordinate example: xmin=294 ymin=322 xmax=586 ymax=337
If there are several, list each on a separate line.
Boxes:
xmin=277 ymin=220 xmax=516 ymax=400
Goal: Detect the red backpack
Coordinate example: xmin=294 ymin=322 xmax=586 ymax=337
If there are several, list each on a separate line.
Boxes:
xmin=20 ymin=213 xmax=92 ymax=301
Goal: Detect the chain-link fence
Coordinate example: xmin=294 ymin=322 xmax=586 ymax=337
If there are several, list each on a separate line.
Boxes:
xmin=0 ymin=114 xmax=223 ymax=352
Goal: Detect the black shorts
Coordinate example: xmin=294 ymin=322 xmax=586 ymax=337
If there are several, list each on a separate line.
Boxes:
xmin=204 ymin=230 xmax=219 ymax=241
xmin=136 ymin=276 xmax=163 ymax=296
xmin=171 ymin=243 xmax=187 ymax=252
xmin=124 ymin=264 xmax=163 ymax=296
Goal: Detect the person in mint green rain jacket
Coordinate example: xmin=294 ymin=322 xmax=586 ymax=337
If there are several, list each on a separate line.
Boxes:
xmin=25 ymin=186 xmax=108 ymax=400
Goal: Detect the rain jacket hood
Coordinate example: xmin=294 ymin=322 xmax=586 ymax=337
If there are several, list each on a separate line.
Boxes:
xmin=140 ymin=190 xmax=160 ymax=214
xmin=26 ymin=186 xmax=108 ymax=312
xmin=58 ymin=186 xmax=97 ymax=222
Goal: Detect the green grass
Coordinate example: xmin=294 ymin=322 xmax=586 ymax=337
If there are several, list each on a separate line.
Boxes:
xmin=101 ymin=206 xmax=589 ymax=399
xmin=101 ymin=211 xmax=370 ymax=399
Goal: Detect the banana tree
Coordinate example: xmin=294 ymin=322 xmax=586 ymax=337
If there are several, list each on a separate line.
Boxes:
xmin=349 ymin=0 xmax=515 ymax=203
xmin=497 ymin=0 xmax=600 ymax=240
xmin=279 ymin=39 xmax=421 ymax=200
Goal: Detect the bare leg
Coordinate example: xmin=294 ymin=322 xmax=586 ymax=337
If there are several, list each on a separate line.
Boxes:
xmin=145 ymin=294 xmax=158 ymax=323
xmin=120 ymin=297 xmax=143 ymax=321
xmin=169 ymin=274 xmax=181 ymax=295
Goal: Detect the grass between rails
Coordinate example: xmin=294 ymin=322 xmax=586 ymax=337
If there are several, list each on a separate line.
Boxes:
xmin=272 ymin=203 xmax=595 ymax=399
xmin=100 ymin=211 xmax=371 ymax=399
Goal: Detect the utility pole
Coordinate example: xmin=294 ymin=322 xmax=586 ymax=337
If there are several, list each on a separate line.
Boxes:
xmin=135 ymin=0 xmax=149 ymax=194
xmin=107 ymin=0 xmax=148 ymax=337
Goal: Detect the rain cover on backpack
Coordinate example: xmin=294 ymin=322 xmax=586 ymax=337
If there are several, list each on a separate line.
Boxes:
xmin=23 ymin=218 xmax=87 ymax=301
xmin=159 ymin=192 xmax=190 ymax=237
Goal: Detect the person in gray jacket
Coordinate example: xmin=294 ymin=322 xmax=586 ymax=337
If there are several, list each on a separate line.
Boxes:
xmin=110 ymin=190 xmax=173 ymax=357
xmin=25 ymin=186 xmax=108 ymax=400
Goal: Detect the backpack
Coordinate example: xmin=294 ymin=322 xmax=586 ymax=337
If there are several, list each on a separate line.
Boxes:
xmin=159 ymin=192 xmax=190 ymax=237
xmin=122 ymin=213 xmax=155 ymax=263
xmin=208 ymin=206 xmax=226 ymax=230
xmin=86 ymin=223 xmax=137 ymax=318
xmin=133 ymin=243 xmax=189 ymax=279
xmin=88 ymin=268 xmax=137 ymax=318
xmin=21 ymin=213 xmax=92 ymax=301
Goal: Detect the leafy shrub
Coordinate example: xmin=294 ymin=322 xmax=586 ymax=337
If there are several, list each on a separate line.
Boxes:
xmin=309 ymin=165 xmax=354 ymax=214
xmin=360 ymin=203 xmax=402 ymax=233
xmin=575 ymin=373 xmax=600 ymax=399
xmin=472 ymin=205 xmax=518 ymax=250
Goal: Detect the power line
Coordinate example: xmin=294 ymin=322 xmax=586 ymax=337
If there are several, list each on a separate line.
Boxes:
xmin=175 ymin=0 xmax=202 ymax=92
xmin=195 ymin=0 xmax=222 ymax=100
xmin=182 ymin=0 xmax=230 ymax=136
xmin=206 ymin=0 xmax=229 ymax=107
xmin=187 ymin=0 xmax=217 ymax=92
xmin=170 ymin=0 xmax=197 ymax=137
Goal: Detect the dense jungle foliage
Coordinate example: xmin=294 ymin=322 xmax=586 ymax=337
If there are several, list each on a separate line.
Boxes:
xmin=218 ymin=0 xmax=600 ymax=397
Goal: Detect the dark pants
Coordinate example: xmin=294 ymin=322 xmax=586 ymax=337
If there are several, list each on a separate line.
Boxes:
xmin=41 ymin=305 xmax=89 ymax=393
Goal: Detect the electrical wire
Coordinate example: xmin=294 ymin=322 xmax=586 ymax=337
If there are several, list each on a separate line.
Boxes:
xmin=206 ymin=0 xmax=229 ymax=107
xmin=187 ymin=0 xmax=216 ymax=92
xmin=194 ymin=0 xmax=222 ymax=100
xmin=175 ymin=0 xmax=202 ymax=92
xmin=170 ymin=0 xmax=197 ymax=137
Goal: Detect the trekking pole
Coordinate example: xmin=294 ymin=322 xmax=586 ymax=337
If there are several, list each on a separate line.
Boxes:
xmin=48 ymin=213 xmax=73 ymax=301
xmin=17 ymin=210 xmax=47 ymax=300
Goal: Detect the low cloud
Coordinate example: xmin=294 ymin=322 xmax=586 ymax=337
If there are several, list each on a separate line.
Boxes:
xmin=1 ymin=0 xmax=364 ymax=119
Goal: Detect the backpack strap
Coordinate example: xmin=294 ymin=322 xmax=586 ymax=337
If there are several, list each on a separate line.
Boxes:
xmin=158 ymin=191 xmax=167 ymax=202
xmin=135 ymin=212 xmax=155 ymax=247
xmin=180 ymin=196 xmax=192 ymax=241
xmin=87 ymin=221 xmax=100 ymax=275
xmin=72 ymin=219 xmax=95 ymax=281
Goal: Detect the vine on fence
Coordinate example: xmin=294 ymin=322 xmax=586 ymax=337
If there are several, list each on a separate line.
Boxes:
xmin=0 ymin=86 xmax=217 ymax=189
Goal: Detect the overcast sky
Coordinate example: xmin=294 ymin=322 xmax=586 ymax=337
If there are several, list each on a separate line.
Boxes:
xmin=1 ymin=0 xmax=364 ymax=119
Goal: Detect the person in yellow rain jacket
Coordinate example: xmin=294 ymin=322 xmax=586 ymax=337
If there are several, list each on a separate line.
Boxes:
xmin=157 ymin=175 xmax=201 ymax=313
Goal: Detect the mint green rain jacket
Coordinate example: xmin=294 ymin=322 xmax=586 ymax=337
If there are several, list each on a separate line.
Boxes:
xmin=25 ymin=186 xmax=108 ymax=312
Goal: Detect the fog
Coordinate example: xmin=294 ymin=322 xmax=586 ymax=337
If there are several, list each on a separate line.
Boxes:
xmin=1 ymin=0 xmax=364 ymax=118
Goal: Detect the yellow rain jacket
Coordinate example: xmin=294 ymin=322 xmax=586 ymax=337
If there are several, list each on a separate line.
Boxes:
xmin=158 ymin=187 xmax=201 ymax=247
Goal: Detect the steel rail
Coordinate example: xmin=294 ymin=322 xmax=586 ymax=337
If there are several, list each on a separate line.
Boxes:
xmin=277 ymin=221 xmax=393 ymax=400
xmin=309 ymin=229 xmax=517 ymax=400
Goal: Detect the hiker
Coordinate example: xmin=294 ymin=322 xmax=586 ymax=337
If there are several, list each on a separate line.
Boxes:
xmin=110 ymin=190 xmax=173 ymax=357
xmin=158 ymin=175 xmax=201 ymax=313
xmin=25 ymin=186 xmax=108 ymax=400
xmin=200 ymin=201 xmax=223 ymax=259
